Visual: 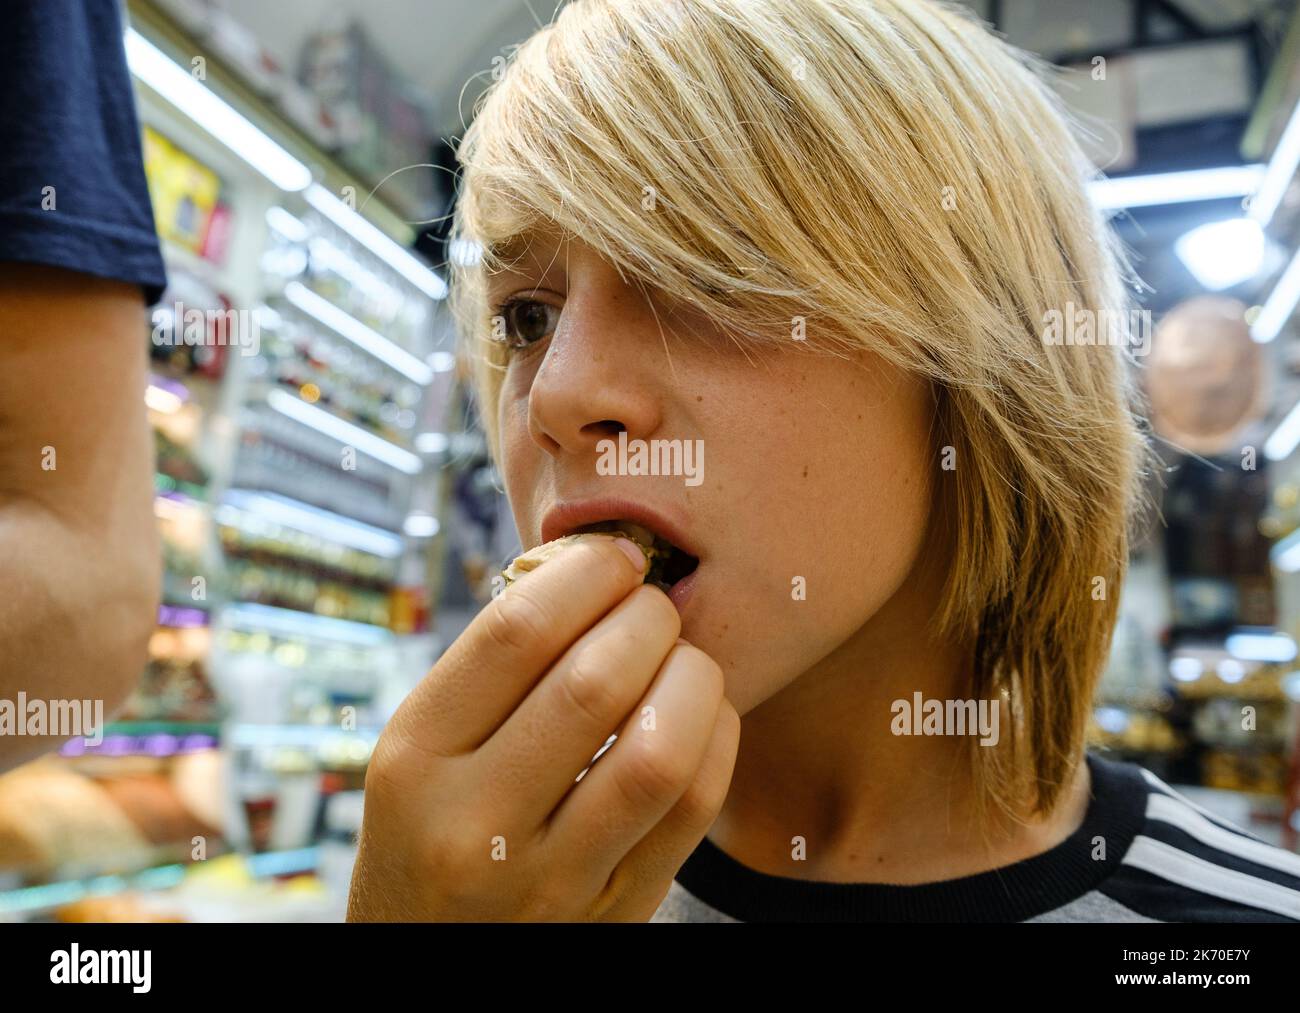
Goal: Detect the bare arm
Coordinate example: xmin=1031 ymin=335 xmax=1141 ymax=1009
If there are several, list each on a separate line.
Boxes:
xmin=0 ymin=263 xmax=161 ymax=770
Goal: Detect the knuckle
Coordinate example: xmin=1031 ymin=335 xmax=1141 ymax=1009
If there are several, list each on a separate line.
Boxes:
xmin=556 ymin=650 xmax=623 ymax=728
xmin=671 ymin=779 xmax=726 ymax=831
xmin=436 ymin=817 xmax=499 ymax=881
xmin=615 ymin=734 xmax=691 ymax=808
xmin=364 ymin=731 xmax=420 ymax=799
xmin=662 ymin=707 xmax=738 ymax=831
xmin=433 ymin=844 xmax=478 ymax=890
xmin=484 ymin=592 xmax=549 ymax=653
xmin=380 ymin=705 xmax=456 ymax=764
xmin=366 ymin=729 xmax=400 ymax=779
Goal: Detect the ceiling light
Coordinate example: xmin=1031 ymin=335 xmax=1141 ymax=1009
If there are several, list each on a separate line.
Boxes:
xmin=1265 ymin=397 xmax=1300 ymax=462
xmin=415 ymin=432 xmax=449 ymax=454
xmin=1225 ymin=630 xmax=1297 ymax=663
xmin=428 ymin=351 xmax=456 ymax=373
xmin=1090 ymin=165 xmax=1264 ymax=211
xmin=1174 ymin=218 xmax=1266 ymax=290
xmin=1249 ymin=98 xmax=1300 ymax=226
xmin=1250 ymin=244 xmax=1300 ymax=343
xmin=403 ymin=513 xmax=440 ymax=538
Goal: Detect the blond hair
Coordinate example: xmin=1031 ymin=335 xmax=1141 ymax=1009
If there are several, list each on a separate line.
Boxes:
xmin=448 ymin=0 xmax=1150 ymax=822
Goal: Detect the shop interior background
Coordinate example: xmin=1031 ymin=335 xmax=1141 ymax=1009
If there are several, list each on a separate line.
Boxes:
xmin=2 ymin=0 xmax=1300 ymax=922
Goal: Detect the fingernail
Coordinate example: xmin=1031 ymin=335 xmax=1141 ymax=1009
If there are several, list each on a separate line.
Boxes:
xmin=613 ymin=537 xmax=646 ymax=573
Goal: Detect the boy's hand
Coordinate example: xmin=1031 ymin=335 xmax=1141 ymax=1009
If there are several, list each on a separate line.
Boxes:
xmin=347 ymin=535 xmax=740 ymax=921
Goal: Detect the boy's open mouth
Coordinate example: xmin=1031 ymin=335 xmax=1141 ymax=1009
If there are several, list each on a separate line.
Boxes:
xmin=570 ymin=519 xmax=700 ymax=592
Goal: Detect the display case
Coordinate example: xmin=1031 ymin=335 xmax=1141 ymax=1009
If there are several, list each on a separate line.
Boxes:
xmin=0 ymin=4 xmax=458 ymax=921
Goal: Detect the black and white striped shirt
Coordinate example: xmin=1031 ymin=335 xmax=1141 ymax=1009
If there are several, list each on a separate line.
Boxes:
xmin=651 ymin=752 xmax=1300 ymax=922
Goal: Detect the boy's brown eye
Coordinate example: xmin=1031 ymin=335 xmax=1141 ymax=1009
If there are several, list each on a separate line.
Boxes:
xmin=496 ymin=298 xmax=559 ymax=349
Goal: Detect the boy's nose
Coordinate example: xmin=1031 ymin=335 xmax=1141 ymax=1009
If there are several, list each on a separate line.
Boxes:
xmin=526 ymin=274 xmax=665 ymax=458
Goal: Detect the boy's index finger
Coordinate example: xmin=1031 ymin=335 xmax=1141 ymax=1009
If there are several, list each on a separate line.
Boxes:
xmin=389 ymin=536 xmax=647 ymax=759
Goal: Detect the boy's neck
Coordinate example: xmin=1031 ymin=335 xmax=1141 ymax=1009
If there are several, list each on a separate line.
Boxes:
xmin=709 ymin=743 xmax=1091 ymax=884
xmin=709 ymin=564 xmax=1093 ymax=885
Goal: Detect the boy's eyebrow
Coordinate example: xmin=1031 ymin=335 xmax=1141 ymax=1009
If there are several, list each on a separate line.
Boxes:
xmin=486 ymin=234 xmax=528 ymax=264
xmin=486 ymin=231 xmax=567 ymax=285
xmin=488 ymin=230 xmax=559 ymax=269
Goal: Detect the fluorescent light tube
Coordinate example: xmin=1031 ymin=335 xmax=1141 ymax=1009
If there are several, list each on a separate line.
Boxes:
xmin=1251 ymin=244 xmax=1300 ymax=343
xmin=229 ymin=726 xmax=378 ymax=747
xmin=222 ymin=602 xmax=393 ymax=645
xmin=428 ymin=351 xmax=456 ymax=373
xmin=403 ymin=513 xmax=440 ymax=538
xmin=304 ymin=183 xmax=447 ymax=299
xmin=284 ymin=282 xmax=433 ymax=384
xmin=1089 ymin=165 xmax=1264 ymax=211
xmin=1225 ymin=631 xmax=1297 ymax=663
xmin=266 ymin=206 xmax=310 ymax=243
xmin=266 ymin=388 xmax=422 ymax=474
xmin=1174 ymin=219 xmax=1265 ymax=291
xmin=125 ymin=30 xmax=311 ymax=192
xmin=1265 ymin=398 xmax=1300 ymax=461
xmin=1272 ymin=526 xmax=1300 ymax=571
xmin=1250 ymin=99 xmax=1300 ymax=226
xmin=221 ymin=489 xmax=404 ymax=557
xmin=415 ymin=432 xmax=449 ymax=453
xmin=256 ymin=304 xmax=283 ymax=330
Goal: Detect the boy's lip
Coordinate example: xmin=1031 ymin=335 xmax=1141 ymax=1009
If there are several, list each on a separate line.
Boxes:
xmin=541 ymin=497 xmax=700 ymax=559
xmin=667 ymin=568 xmax=699 ymax=610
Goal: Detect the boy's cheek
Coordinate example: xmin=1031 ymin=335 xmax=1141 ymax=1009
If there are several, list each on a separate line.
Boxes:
xmin=682 ymin=555 xmax=869 ymax=709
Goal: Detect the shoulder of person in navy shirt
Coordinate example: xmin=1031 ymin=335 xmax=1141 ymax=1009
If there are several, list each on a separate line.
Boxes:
xmin=0 ymin=0 xmax=168 ymax=770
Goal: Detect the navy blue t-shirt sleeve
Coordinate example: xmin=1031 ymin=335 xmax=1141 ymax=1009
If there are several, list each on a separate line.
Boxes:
xmin=0 ymin=0 xmax=168 ymax=305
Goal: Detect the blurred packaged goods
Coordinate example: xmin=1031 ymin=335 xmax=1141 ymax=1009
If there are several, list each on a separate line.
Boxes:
xmin=142 ymin=125 xmax=230 ymax=264
xmin=298 ymin=21 xmax=436 ymax=223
